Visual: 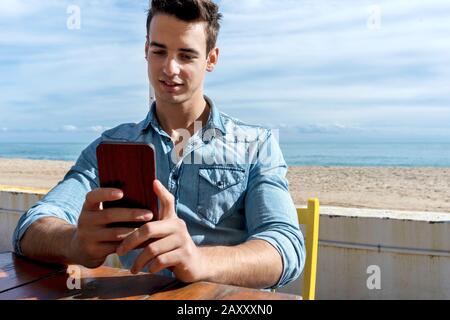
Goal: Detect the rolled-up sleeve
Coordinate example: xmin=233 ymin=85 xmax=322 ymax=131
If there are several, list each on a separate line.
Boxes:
xmin=12 ymin=138 xmax=101 ymax=255
xmin=245 ymin=130 xmax=305 ymax=288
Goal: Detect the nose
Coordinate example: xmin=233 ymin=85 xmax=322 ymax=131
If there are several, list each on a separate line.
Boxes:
xmin=163 ymin=57 xmax=180 ymax=77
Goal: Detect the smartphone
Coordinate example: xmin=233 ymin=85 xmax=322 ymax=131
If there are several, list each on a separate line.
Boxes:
xmin=96 ymin=141 xmax=159 ymax=228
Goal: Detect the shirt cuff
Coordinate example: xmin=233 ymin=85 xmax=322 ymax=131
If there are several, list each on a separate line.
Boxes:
xmin=12 ymin=204 xmax=74 ymax=255
xmin=248 ymin=230 xmax=304 ymax=289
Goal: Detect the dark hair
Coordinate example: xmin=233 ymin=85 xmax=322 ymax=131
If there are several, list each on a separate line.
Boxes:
xmin=146 ymin=0 xmax=222 ymax=54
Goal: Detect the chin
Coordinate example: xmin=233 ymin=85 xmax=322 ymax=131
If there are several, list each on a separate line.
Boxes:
xmin=156 ymin=87 xmax=190 ymax=101
xmin=158 ymin=93 xmax=189 ymax=105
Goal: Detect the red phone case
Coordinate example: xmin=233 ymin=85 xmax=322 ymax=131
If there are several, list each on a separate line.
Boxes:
xmin=96 ymin=142 xmax=159 ymax=228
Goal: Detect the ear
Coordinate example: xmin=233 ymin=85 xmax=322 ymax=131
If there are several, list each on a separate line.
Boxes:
xmin=206 ymin=47 xmax=219 ymax=72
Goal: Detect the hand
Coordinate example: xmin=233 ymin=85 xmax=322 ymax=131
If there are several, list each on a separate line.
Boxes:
xmin=69 ymin=188 xmax=154 ymax=268
xmin=116 ymin=180 xmax=207 ymax=283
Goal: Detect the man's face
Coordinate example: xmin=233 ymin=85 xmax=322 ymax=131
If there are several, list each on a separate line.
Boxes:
xmin=145 ymin=14 xmax=218 ymax=105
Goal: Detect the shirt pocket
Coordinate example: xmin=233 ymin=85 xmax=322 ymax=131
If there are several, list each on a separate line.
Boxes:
xmin=197 ymin=166 xmax=246 ymax=224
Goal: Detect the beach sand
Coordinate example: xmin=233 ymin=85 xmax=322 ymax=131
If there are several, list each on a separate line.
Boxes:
xmin=0 ymin=158 xmax=449 ymax=213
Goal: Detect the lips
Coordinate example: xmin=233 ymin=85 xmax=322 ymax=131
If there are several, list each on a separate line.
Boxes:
xmin=159 ymin=79 xmax=184 ymax=93
xmin=160 ymin=80 xmax=183 ymax=87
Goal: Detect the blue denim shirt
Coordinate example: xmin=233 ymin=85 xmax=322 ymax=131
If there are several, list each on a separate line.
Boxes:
xmin=12 ymin=96 xmax=305 ymax=288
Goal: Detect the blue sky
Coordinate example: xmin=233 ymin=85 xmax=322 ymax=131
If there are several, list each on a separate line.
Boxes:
xmin=1 ymin=0 xmax=449 ymax=143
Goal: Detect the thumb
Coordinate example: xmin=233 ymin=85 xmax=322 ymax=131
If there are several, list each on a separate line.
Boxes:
xmin=153 ymin=180 xmax=176 ymax=219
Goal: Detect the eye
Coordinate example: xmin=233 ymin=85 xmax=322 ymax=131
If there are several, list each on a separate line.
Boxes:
xmin=151 ymin=50 xmax=166 ymax=56
xmin=181 ymin=54 xmax=195 ymax=61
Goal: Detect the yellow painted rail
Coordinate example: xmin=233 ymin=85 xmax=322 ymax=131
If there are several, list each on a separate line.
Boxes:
xmin=0 ymin=185 xmax=49 ymax=194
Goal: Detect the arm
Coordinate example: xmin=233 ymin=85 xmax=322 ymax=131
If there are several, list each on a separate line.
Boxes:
xmin=12 ymin=138 xmax=101 ymax=259
xmin=19 ymin=188 xmax=152 ymax=268
xmin=244 ymin=130 xmax=305 ymax=288
xmin=199 ymin=239 xmax=283 ymax=288
xmin=20 ymin=217 xmax=76 ymax=265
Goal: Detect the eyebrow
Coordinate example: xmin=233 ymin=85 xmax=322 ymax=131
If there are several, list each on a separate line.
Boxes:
xmin=150 ymin=41 xmax=200 ymax=56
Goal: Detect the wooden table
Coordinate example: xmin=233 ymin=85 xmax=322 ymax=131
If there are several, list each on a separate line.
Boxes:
xmin=0 ymin=252 xmax=301 ymax=300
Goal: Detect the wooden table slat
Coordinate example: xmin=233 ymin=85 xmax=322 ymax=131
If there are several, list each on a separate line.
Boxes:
xmin=147 ymin=281 xmax=301 ymax=300
xmin=0 ymin=265 xmax=179 ymax=300
xmin=0 ymin=251 xmax=301 ymax=300
xmin=0 ymin=252 xmax=65 ymax=294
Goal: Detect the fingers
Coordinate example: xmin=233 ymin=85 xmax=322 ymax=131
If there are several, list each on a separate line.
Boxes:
xmin=92 ymin=227 xmax=138 ymax=242
xmin=153 ymin=180 xmax=176 ymax=219
xmin=90 ymin=208 xmax=154 ymax=226
xmin=147 ymin=250 xmax=181 ymax=275
xmin=130 ymin=235 xmax=179 ymax=274
xmin=116 ymin=219 xmax=180 ymax=256
xmin=83 ymin=188 xmax=123 ymax=211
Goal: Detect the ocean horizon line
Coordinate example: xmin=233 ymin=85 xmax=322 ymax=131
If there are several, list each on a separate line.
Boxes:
xmin=1 ymin=141 xmax=450 ymax=168
xmin=1 ymin=156 xmax=450 ymax=169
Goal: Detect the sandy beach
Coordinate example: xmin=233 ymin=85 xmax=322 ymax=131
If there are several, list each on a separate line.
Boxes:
xmin=0 ymin=158 xmax=449 ymax=213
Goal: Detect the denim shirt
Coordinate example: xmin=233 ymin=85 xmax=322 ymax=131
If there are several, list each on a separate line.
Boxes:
xmin=12 ymin=96 xmax=305 ymax=288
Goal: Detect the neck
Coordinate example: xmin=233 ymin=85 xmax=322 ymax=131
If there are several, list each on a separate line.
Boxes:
xmin=155 ymin=92 xmax=210 ymax=140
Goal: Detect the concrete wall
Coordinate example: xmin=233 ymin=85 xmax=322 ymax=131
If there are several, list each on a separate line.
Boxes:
xmin=279 ymin=206 xmax=450 ymax=299
xmin=0 ymin=187 xmax=46 ymax=252
xmin=1 ymin=187 xmax=449 ymax=299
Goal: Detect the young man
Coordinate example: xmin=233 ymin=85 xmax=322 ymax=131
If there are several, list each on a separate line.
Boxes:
xmin=13 ymin=0 xmax=304 ymax=289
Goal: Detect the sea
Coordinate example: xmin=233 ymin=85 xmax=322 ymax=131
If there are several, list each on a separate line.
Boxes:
xmin=1 ymin=142 xmax=449 ymax=167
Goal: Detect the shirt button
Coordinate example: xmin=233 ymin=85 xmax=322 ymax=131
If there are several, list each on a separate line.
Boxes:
xmin=217 ymin=181 xmax=224 ymax=188
xmin=173 ymin=173 xmax=179 ymax=180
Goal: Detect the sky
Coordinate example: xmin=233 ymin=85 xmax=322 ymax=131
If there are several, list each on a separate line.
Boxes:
xmin=0 ymin=0 xmax=449 ymax=143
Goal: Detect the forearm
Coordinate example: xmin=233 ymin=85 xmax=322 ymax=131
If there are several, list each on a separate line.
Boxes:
xmin=199 ymin=239 xmax=283 ymax=289
xmin=20 ymin=217 xmax=76 ymax=265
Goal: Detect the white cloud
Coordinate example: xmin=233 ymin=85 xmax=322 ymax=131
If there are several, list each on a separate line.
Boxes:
xmin=62 ymin=125 xmax=78 ymax=132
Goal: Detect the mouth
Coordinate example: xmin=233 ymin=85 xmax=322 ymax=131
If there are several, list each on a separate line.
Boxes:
xmin=159 ymin=80 xmax=184 ymax=89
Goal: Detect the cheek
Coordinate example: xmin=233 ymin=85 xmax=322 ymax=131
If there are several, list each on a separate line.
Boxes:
xmin=184 ymin=63 xmax=206 ymax=82
xmin=148 ymin=62 xmax=159 ymax=79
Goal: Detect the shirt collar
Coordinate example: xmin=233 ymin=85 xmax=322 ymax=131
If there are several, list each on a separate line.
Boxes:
xmin=140 ymin=95 xmax=226 ymax=136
